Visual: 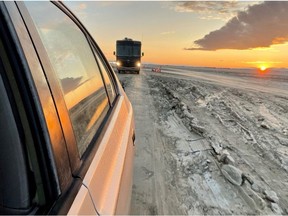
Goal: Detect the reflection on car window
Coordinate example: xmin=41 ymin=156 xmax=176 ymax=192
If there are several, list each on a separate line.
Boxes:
xmin=94 ymin=53 xmax=116 ymax=103
xmin=25 ymin=2 xmax=109 ymax=156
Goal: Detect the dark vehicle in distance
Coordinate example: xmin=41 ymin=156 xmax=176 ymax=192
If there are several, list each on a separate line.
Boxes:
xmin=114 ymin=38 xmax=144 ymax=74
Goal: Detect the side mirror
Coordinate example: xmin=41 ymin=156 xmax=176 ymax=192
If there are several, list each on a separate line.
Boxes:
xmin=142 ymin=52 xmax=144 ymax=57
xmin=113 ymin=51 xmax=115 ymax=55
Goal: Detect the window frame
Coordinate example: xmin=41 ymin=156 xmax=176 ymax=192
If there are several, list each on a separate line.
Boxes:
xmin=89 ymin=37 xmax=118 ymax=106
xmin=16 ymin=1 xmax=121 ymax=178
xmin=16 ymin=1 xmax=81 ymax=174
xmin=0 ymin=2 xmax=66 ymax=213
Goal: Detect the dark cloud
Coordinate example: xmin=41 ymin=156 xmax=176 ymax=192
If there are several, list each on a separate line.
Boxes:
xmin=174 ymin=1 xmax=254 ymax=20
xmin=186 ymin=1 xmax=288 ymax=51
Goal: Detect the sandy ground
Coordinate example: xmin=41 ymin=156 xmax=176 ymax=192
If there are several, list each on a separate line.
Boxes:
xmin=117 ymin=66 xmax=288 ymax=215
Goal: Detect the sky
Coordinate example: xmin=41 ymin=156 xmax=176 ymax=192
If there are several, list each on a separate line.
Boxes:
xmin=65 ymin=1 xmax=288 ymax=69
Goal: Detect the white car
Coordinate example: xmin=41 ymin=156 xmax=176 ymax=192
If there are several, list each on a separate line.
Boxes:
xmin=0 ymin=1 xmax=135 ymax=215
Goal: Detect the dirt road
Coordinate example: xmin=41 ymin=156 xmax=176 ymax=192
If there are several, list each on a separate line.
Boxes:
xmin=117 ymin=67 xmax=288 ymax=215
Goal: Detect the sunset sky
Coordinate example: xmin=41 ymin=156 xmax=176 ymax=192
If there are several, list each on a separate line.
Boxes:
xmin=65 ymin=1 xmax=288 ymax=69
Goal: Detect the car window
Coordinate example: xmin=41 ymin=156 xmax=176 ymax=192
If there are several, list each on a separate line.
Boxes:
xmin=94 ymin=52 xmax=116 ymax=103
xmin=24 ymin=2 xmax=109 ymax=157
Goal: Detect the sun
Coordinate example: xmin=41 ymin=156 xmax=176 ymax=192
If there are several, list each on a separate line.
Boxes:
xmin=260 ymin=65 xmax=267 ymax=71
xmin=258 ymin=64 xmax=270 ymax=74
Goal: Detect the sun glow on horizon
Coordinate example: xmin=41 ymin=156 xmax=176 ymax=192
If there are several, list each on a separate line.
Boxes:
xmin=257 ymin=64 xmax=270 ymax=75
xmin=260 ymin=65 xmax=267 ymax=71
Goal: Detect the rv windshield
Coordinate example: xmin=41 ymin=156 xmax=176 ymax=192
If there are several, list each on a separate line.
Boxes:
xmin=117 ymin=44 xmax=141 ymax=57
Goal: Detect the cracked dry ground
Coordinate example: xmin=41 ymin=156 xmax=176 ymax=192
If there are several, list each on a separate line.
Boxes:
xmin=120 ymin=71 xmax=288 ymax=215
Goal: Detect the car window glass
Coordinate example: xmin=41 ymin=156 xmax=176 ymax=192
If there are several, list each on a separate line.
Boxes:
xmin=94 ymin=53 xmax=116 ymax=103
xmin=25 ymin=2 xmax=109 ymax=156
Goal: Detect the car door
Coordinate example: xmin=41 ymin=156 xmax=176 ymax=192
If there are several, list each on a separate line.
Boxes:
xmin=15 ymin=1 xmax=135 ymax=214
xmin=0 ymin=2 xmax=78 ymax=214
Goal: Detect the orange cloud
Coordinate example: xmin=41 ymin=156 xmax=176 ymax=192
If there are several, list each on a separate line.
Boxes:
xmin=272 ymin=37 xmax=288 ymax=45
